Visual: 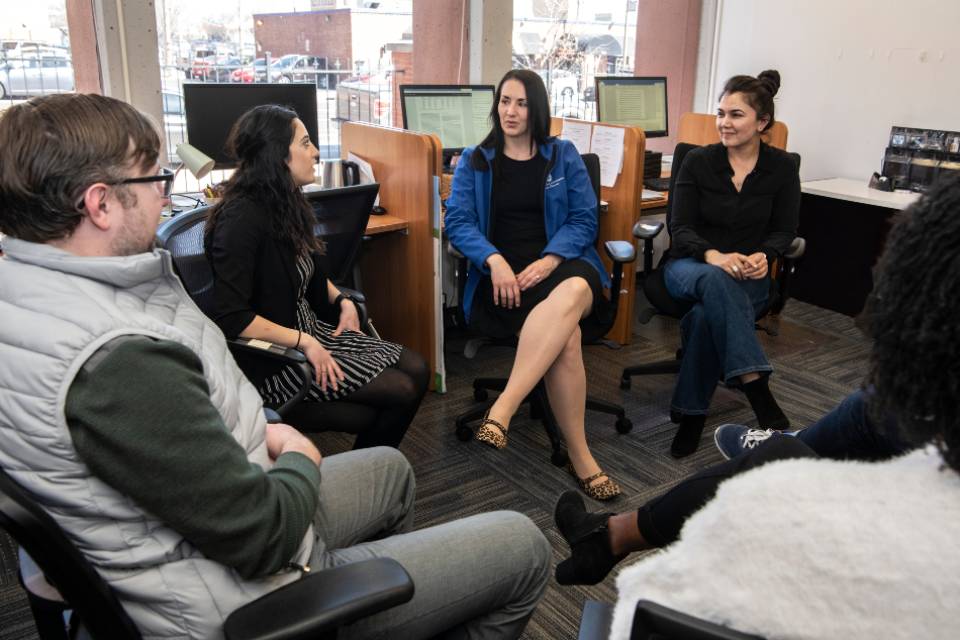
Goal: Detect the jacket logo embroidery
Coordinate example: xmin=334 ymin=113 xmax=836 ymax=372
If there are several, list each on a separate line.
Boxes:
xmin=545 ymin=174 xmax=565 ymax=190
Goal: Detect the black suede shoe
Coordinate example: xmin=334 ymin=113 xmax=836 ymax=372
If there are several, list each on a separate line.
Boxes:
xmin=670 ymin=414 xmax=705 ymax=458
xmin=554 ymin=491 xmax=623 ymax=585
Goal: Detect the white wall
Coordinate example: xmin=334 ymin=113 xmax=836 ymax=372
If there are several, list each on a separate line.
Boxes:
xmin=704 ymin=0 xmax=960 ymax=181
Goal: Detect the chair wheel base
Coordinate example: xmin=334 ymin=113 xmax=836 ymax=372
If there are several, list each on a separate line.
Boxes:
xmin=551 ymin=450 xmax=569 ymax=467
xmin=615 ymin=417 xmax=633 ymax=434
xmin=473 ymin=388 xmax=489 ymax=402
xmin=455 ymin=423 xmax=472 ymax=441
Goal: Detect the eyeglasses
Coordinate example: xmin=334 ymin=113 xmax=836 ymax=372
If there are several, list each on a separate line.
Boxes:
xmin=111 ymin=167 xmax=175 ymax=197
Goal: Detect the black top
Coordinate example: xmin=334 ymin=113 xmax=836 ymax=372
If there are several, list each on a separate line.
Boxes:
xmin=491 ymin=153 xmax=549 ymax=271
xmin=670 ymin=142 xmax=800 ymax=261
xmin=204 ymin=197 xmax=337 ymax=379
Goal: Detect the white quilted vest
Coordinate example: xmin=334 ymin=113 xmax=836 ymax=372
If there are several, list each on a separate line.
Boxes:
xmin=0 ymin=238 xmax=314 ymax=639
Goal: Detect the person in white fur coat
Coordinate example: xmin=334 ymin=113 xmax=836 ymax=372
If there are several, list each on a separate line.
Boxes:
xmin=554 ymin=175 xmax=960 ymax=639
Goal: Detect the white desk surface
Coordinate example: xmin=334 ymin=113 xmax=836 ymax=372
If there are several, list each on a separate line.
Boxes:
xmin=801 ymin=178 xmax=920 ymax=211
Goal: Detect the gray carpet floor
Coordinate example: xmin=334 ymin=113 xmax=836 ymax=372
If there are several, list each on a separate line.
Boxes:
xmin=0 ymin=298 xmax=869 ymax=639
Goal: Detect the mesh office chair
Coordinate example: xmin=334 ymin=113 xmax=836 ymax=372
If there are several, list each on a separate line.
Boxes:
xmin=620 ymin=143 xmax=806 ymax=400
xmin=451 ymin=153 xmax=637 ymax=466
xmin=155 ymin=197 xmax=373 ymax=424
xmin=578 ymin=599 xmax=765 ymax=640
xmin=0 ymin=466 xmax=413 ymax=640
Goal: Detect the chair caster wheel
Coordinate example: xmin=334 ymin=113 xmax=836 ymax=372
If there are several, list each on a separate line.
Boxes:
xmin=619 ymin=377 xmax=631 ymax=390
xmin=473 ymin=388 xmax=488 ymax=402
xmin=551 ymin=450 xmax=569 ymax=467
xmin=455 ymin=423 xmax=472 ymax=441
xmin=615 ymin=417 xmax=633 ymax=434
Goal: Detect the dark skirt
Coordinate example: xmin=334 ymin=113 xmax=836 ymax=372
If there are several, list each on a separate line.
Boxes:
xmin=468 ymin=259 xmax=611 ymax=342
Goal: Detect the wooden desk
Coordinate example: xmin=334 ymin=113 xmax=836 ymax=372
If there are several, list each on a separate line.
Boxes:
xmin=640 ymin=193 xmax=668 ymax=212
xmin=365 ymin=214 xmax=409 ymax=235
xmin=791 ymin=178 xmax=919 ymax=316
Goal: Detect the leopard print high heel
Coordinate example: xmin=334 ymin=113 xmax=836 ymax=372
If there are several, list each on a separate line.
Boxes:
xmin=475 ymin=412 xmax=509 ymax=449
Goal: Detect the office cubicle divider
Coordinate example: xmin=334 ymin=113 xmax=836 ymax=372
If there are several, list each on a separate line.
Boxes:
xmin=340 ymin=122 xmax=444 ymax=391
xmin=550 ymin=117 xmax=646 ymax=345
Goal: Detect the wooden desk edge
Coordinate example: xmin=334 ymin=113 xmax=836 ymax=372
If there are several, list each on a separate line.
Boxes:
xmin=365 ymin=214 xmax=409 ymax=235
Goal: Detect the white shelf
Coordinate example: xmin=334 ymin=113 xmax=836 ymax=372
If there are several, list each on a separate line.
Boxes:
xmin=801 ymin=178 xmax=920 ymax=211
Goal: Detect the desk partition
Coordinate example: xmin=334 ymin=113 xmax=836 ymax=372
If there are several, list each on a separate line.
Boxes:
xmin=340 ymin=122 xmax=443 ymax=389
xmin=550 ymin=117 xmax=646 ymax=345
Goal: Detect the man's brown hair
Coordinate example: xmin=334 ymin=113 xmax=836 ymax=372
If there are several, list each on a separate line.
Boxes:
xmin=0 ymin=93 xmax=160 ymax=242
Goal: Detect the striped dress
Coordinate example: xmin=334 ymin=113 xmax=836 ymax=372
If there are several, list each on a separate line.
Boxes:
xmin=259 ymin=253 xmax=402 ymax=404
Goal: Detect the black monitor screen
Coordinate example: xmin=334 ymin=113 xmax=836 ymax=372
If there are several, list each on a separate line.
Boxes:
xmin=400 ymin=85 xmax=495 ymax=152
xmin=595 ymin=76 xmax=668 ymax=138
xmin=183 ymin=83 xmax=319 ymax=168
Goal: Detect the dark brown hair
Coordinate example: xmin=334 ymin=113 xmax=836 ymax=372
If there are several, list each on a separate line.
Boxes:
xmin=471 ymin=69 xmax=552 ymax=171
xmin=0 ymin=94 xmax=160 ymax=242
xmin=720 ymin=69 xmax=781 ymax=133
xmin=206 ymin=105 xmax=322 ymax=255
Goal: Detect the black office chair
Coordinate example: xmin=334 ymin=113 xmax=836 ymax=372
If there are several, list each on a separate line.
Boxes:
xmin=451 ymin=153 xmax=637 ymax=467
xmin=578 ymin=599 xmax=764 ymax=640
xmin=620 ymin=143 xmax=806 ymax=399
xmin=0 ymin=466 xmax=413 ymax=640
xmin=155 ymin=202 xmax=372 ymax=424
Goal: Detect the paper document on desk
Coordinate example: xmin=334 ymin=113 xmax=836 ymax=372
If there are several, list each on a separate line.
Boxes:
xmin=590 ymin=125 xmax=625 ymax=188
xmin=642 ymin=189 xmax=665 ymax=201
xmin=559 ymin=119 xmax=593 ymax=155
xmin=347 ymin=152 xmax=380 ymax=207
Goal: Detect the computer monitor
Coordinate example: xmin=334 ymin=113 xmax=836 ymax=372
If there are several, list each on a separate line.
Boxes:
xmin=183 ymin=83 xmax=319 ymax=168
xmin=595 ymin=76 xmax=668 ymax=138
xmin=304 ymin=183 xmax=380 ymax=285
xmin=400 ymin=84 xmax=495 ymax=158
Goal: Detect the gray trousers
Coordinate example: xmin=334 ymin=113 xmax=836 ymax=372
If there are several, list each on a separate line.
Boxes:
xmin=309 ymin=447 xmax=551 ymax=640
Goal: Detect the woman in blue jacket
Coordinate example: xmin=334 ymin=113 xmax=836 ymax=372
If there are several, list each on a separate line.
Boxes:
xmin=445 ymin=69 xmax=620 ymax=501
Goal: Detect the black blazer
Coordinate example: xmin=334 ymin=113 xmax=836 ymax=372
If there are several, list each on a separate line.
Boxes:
xmin=205 ymin=197 xmax=337 ymax=342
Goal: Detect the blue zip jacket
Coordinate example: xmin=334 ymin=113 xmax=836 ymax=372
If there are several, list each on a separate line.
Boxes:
xmin=445 ymin=137 xmax=610 ymax=321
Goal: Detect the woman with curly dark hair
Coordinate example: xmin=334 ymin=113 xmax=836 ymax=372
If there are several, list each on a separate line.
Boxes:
xmin=205 ymin=105 xmax=428 ymax=449
xmin=553 ymin=176 xmax=960 ymax=638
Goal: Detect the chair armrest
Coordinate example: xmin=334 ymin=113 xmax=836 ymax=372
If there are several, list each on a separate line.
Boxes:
xmin=336 ymin=286 xmax=370 ymax=330
xmin=227 ymin=338 xmax=312 ymax=419
xmin=223 ymin=558 xmax=414 ymax=640
xmin=632 ymin=220 xmax=665 ymax=241
xmin=604 ymin=240 xmax=637 ymax=264
xmin=784 ymin=236 xmax=805 ymax=260
xmin=447 ymin=243 xmax=465 ymax=260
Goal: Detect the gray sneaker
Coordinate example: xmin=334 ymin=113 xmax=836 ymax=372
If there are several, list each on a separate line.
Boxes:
xmin=713 ymin=424 xmax=781 ymax=460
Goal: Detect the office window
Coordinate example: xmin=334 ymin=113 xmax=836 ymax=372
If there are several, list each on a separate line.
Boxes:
xmin=1 ymin=4 xmax=74 ymax=110
xmin=512 ymin=0 xmax=637 ymax=121
xmin=155 ymin=0 xmax=412 ymax=167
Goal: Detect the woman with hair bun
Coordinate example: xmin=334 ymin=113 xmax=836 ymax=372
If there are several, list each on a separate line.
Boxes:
xmin=663 ymin=69 xmax=800 ymax=457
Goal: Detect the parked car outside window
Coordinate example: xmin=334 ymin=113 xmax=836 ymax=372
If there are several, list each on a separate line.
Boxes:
xmin=0 ymin=56 xmax=74 ymax=98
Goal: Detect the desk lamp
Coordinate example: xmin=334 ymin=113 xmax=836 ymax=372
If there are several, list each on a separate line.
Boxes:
xmin=174 ymin=143 xmax=215 ymax=184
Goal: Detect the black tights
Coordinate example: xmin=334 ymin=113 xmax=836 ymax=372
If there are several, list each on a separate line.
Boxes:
xmin=289 ymin=348 xmax=429 ymax=449
xmin=637 ymin=435 xmax=817 ymax=547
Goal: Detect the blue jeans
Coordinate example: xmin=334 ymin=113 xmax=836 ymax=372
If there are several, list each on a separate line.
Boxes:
xmin=664 ymin=257 xmax=772 ymax=415
xmin=797 ymin=389 xmax=909 ymax=460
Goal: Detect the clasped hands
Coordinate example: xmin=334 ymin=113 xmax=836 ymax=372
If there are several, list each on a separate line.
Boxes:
xmin=486 ymin=254 xmax=562 ymax=308
xmin=705 ymin=250 xmax=768 ymax=280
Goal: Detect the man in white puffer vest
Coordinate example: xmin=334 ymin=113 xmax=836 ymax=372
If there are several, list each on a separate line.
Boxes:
xmin=0 ymin=94 xmax=550 ymax=640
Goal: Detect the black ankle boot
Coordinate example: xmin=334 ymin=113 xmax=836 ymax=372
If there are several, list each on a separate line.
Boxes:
xmin=742 ymin=376 xmax=790 ymax=430
xmin=554 ymin=491 xmax=624 ymax=585
xmin=670 ymin=414 xmax=705 ymax=458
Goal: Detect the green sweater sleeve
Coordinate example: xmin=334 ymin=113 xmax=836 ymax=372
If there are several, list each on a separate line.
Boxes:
xmin=65 ymin=335 xmax=320 ymax=579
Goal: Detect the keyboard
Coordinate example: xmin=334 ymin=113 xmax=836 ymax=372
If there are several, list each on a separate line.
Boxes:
xmin=643 ymin=177 xmax=671 ymax=192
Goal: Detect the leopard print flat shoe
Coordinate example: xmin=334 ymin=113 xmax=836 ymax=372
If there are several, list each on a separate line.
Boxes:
xmin=475 ymin=412 xmax=509 ymax=449
xmin=566 ymin=463 xmax=621 ymax=501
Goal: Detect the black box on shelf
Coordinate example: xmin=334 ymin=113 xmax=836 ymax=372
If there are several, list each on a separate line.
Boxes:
xmin=644 ymin=150 xmax=662 ymax=180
